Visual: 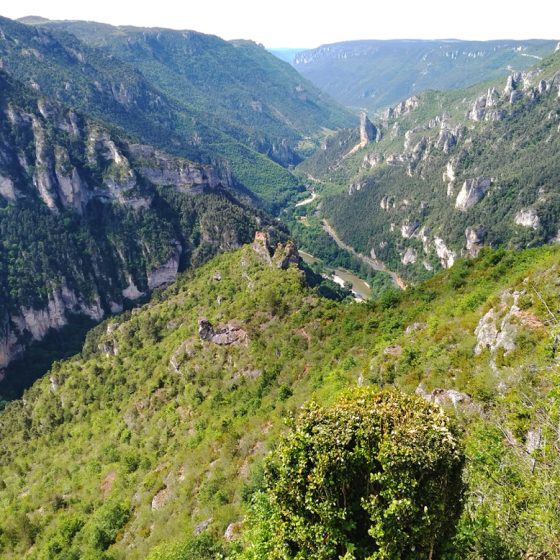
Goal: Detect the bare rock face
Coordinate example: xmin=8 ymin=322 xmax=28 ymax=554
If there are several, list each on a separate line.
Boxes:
xmin=252 ymin=231 xmax=274 ymax=264
xmin=515 ymin=209 xmax=540 ymax=230
xmin=455 ymin=177 xmax=492 ymax=211
xmin=436 ymin=127 xmax=458 ymax=154
xmin=401 ymin=220 xmax=420 ymax=239
xmin=198 ymin=318 xmax=247 ymax=346
xmin=434 ymin=237 xmax=456 ymax=269
xmin=363 ymin=152 xmax=381 ymax=168
xmin=151 ymin=486 xmax=171 ymax=511
xmin=468 ymin=94 xmax=487 ymax=121
xmin=147 ymin=246 xmax=181 ymax=290
xmin=129 ymin=144 xmax=224 ymax=192
xmin=385 ymin=95 xmax=420 ymax=119
xmin=465 ymin=225 xmax=486 ymax=258
xmin=224 ymin=521 xmax=243 ymax=542
xmin=359 ymin=112 xmax=378 ymax=146
xmin=0 ymin=175 xmax=17 ymax=202
xmin=274 ymin=240 xmax=300 ymax=270
xmin=386 ymin=153 xmax=407 ymax=166
xmin=416 ymin=385 xmax=472 ymax=409
xmin=252 ymin=231 xmax=301 ymax=270
xmin=474 ymin=290 xmax=542 ymax=356
xmin=443 ymin=160 xmax=457 ymax=196
xmin=401 ymin=247 xmax=418 ymax=265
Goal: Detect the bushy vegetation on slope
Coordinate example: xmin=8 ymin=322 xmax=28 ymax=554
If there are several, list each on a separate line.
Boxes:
xmin=1 ymin=241 xmax=560 ymax=558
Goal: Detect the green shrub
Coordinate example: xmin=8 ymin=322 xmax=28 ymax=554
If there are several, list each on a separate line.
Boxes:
xmin=242 ymin=388 xmax=465 ymax=559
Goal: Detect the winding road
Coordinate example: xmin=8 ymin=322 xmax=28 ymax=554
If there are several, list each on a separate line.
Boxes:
xmin=322 ymin=220 xmax=407 ymax=290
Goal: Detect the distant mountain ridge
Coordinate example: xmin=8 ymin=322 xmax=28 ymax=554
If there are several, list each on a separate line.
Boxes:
xmin=1 ymin=16 xmax=353 ymax=210
xmin=292 ymin=39 xmax=559 ymax=111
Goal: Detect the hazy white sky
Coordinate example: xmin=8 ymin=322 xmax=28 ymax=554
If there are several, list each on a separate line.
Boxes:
xmin=2 ymin=0 xmax=559 ymax=48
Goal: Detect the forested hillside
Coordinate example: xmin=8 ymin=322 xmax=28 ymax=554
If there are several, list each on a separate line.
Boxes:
xmin=294 ymin=50 xmax=560 ymax=283
xmin=0 ymin=69 xmax=275 ymax=395
xmin=1 ymin=237 xmax=559 ymax=558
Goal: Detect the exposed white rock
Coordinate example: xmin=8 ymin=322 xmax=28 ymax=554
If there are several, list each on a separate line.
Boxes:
xmin=0 ymin=175 xmax=17 ymax=202
xmin=455 ymin=177 xmax=492 ymax=211
xmin=468 ymin=94 xmax=487 ymax=121
xmin=515 ymin=208 xmax=540 ymax=229
xmin=434 ymin=237 xmax=456 ymax=268
xmin=442 ymin=161 xmax=456 ymax=196
xmin=416 ymin=385 xmax=472 ymax=409
xmin=465 ymin=225 xmax=486 ymax=258
xmin=359 ymin=112 xmax=378 ymax=146
xmin=122 ymin=279 xmax=144 ymax=300
xmin=386 ymin=153 xmax=407 ymax=166
xmin=401 ymin=220 xmax=420 ymax=239
xmin=538 ymin=80 xmax=549 ymax=94
xmin=379 ymin=195 xmax=394 ymax=211
xmin=473 ymin=290 xmax=542 ymax=356
xmin=129 ymin=144 xmax=223 ymax=191
xmin=401 ymin=247 xmax=417 ymax=265
xmin=423 ymin=260 xmax=433 ymax=271
xmin=436 ymin=127 xmax=457 ymax=154
xmin=385 ymin=95 xmax=420 ymax=119
xmin=363 ymin=152 xmax=381 ymax=168
xmin=147 ymin=250 xmax=180 ymax=290
xmin=416 ymin=226 xmax=431 ymax=254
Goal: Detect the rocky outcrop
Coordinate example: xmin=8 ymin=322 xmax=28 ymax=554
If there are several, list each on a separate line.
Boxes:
xmin=401 ymin=220 xmax=420 ymax=239
xmin=0 ymin=281 xmax=105 ymax=370
xmin=443 ymin=160 xmax=457 ymax=196
xmin=0 ymin=174 xmax=17 ymax=202
xmin=224 ymin=521 xmax=243 ymax=542
xmin=467 ymin=88 xmax=501 ymax=121
xmin=416 ymin=385 xmax=472 ymax=409
xmin=169 ymin=341 xmax=194 ymax=374
xmin=380 ymin=195 xmax=394 ymax=211
xmin=386 ymin=153 xmax=407 ymax=166
xmin=198 ymin=318 xmax=248 ymax=346
xmin=465 ymin=225 xmax=486 ymax=258
xmin=363 ymin=152 xmax=381 ymax=168
xmin=128 ymin=144 xmax=224 ymax=192
xmin=515 ymin=208 xmax=540 ymax=230
xmin=434 ymin=237 xmax=456 ymax=269
xmin=385 ymin=95 xmax=420 ymax=119
xmin=401 ymin=247 xmax=417 ymax=265
xmin=474 ymin=290 xmax=543 ymax=356
xmin=359 ymin=112 xmax=378 ymax=146
xmin=252 ymin=231 xmax=301 ymax=270
xmin=151 ymin=486 xmax=171 ymax=510
xmin=147 ymin=247 xmax=181 ymax=290
xmin=274 ymin=241 xmax=300 ymax=270
xmin=455 ymin=177 xmax=492 ymax=211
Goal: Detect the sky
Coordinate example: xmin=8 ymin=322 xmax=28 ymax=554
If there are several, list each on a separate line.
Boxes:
xmin=1 ymin=0 xmax=559 ymax=48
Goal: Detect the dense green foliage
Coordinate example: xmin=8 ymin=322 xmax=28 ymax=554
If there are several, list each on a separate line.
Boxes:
xmin=1 ymin=242 xmax=560 ymax=558
xmin=293 ymin=39 xmax=557 ymax=111
xmin=0 ymin=66 xmax=282 ymax=396
xmin=244 ymin=389 xmax=464 ymax=559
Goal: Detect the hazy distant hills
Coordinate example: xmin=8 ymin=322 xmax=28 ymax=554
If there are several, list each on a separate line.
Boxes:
xmin=290 ymin=39 xmax=559 ymax=111
xmin=2 ymin=16 xmax=353 ymax=210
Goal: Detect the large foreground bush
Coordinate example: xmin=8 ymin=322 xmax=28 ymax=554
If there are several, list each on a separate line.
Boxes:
xmin=244 ymin=388 xmax=465 ymax=559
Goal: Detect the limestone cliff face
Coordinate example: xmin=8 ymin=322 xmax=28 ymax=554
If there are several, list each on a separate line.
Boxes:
xmin=0 ymin=79 xmax=251 ymax=380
